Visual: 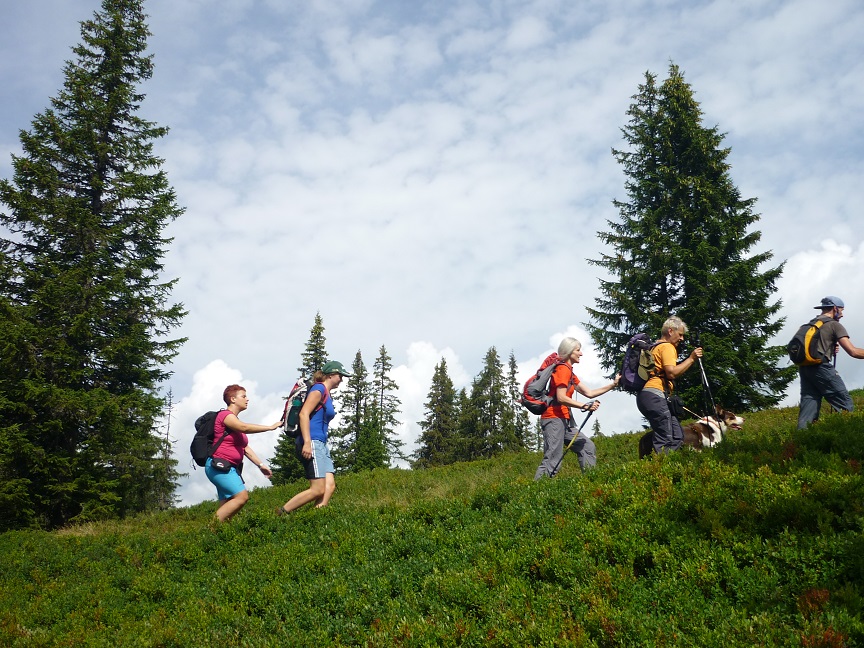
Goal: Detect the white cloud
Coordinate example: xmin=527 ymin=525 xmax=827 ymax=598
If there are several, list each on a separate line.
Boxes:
xmin=506 ymin=16 xmax=552 ymax=51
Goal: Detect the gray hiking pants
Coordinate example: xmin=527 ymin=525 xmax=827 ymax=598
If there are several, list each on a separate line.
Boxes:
xmin=534 ymin=416 xmax=596 ymax=479
xmin=797 ymin=363 xmax=854 ymax=429
xmin=636 ymin=387 xmax=683 ymax=454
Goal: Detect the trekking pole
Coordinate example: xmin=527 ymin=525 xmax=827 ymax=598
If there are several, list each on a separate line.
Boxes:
xmin=694 ymin=334 xmax=717 ymax=415
xmin=550 ymin=403 xmax=595 ymax=477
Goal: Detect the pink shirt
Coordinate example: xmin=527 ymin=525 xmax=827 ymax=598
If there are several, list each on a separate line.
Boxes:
xmin=211 ymin=410 xmax=248 ymax=465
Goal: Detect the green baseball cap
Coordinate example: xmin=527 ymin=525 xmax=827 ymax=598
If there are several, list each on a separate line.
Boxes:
xmin=322 ymin=360 xmax=352 ymax=377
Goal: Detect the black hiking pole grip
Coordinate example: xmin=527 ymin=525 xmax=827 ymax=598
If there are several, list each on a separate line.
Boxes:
xmin=550 ymin=403 xmax=595 ymax=477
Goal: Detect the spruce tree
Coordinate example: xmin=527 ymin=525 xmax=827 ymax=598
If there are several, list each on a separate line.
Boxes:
xmin=328 ymin=351 xmax=370 ymax=472
xmin=271 ymin=313 xmax=330 ymax=484
xmin=412 ymin=358 xmax=459 ymax=469
xmin=452 ymin=387 xmax=474 ymax=462
xmin=0 ymin=0 xmax=185 ymax=530
xmin=531 ymin=418 xmax=543 ymax=453
xmin=353 ymin=403 xmax=389 ymax=472
xmin=460 ymin=347 xmax=520 ymax=460
xmin=297 ymin=311 xmax=328 ymax=377
xmin=368 ymin=345 xmax=405 ymax=467
xmin=507 ymin=351 xmax=532 ymax=448
xmin=586 ymin=63 xmax=794 ymax=412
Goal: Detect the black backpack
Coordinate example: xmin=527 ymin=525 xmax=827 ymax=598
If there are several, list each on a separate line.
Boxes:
xmin=189 ymin=410 xmax=228 ymax=467
xmin=618 ymin=333 xmax=660 ymax=393
xmin=787 ymin=318 xmax=826 ymax=366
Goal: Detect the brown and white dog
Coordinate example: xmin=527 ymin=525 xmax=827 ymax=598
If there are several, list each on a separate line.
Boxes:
xmin=638 ymin=406 xmax=744 ymax=459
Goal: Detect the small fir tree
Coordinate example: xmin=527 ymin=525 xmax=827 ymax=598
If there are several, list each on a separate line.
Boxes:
xmin=460 ymin=347 xmax=520 ymax=460
xmin=452 ymin=387 xmax=476 ymax=462
xmin=412 ymin=358 xmax=459 ymax=469
xmin=297 ymin=311 xmax=328 ymax=377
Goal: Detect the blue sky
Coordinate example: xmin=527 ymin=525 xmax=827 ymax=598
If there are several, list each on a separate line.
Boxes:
xmin=2 ymin=0 xmax=863 ymax=506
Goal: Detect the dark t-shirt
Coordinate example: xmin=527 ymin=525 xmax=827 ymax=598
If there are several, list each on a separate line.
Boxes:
xmin=813 ymin=315 xmax=849 ymax=362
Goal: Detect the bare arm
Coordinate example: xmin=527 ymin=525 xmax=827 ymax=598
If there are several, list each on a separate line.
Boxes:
xmin=555 ymin=385 xmax=599 ymax=411
xmin=244 ymin=447 xmax=273 ymax=478
xmin=223 ymin=413 xmax=282 ymax=434
xmin=298 ymin=388 xmax=323 ymax=459
xmin=576 ymin=374 xmax=621 ymax=399
xmin=838 ymin=337 xmax=864 ymax=359
xmin=663 ymin=347 xmax=703 ymax=381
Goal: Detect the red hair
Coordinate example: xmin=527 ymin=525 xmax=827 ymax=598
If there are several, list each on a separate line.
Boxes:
xmin=222 ymin=384 xmax=246 ymax=406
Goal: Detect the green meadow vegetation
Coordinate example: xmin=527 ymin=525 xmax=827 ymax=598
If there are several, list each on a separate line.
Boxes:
xmin=2 ymin=394 xmax=863 ymax=647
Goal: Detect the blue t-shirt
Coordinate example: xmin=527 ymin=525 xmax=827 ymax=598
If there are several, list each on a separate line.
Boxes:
xmin=307 ymin=383 xmax=334 ymax=442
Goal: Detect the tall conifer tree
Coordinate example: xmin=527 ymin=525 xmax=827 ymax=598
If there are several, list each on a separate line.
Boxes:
xmin=412 ymin=358 xmax=459 ymax=468
xmin=507 ymin=351 xmax=532 ymax=448
xmin=353 ymin=403 xmax=389 ymax=472
xmin=453 ymin=387 xmax=473 ymax=462
xmin=0 ymin=0 xmax=185 ymax=530
xmin=368 ymin=345 xmax=405 ymax=467
xmin=329 ymin=351 xmax=370 ymax=472
xmin=587 ymin=63 xmax=794 ymax=412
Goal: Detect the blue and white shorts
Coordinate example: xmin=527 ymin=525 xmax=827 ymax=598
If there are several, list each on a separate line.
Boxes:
xmin=295 ymin=438 xmax=335 ymax=480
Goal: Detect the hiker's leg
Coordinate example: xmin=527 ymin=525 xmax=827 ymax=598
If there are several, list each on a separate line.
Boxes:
xmin=798 ymin=366 xmax=824 ymax=429
xmin=206 ymin=461 xmax=249 ymax=522
xmin=814 ymin=364 xmax=854 ymax=414
xmin=670 ymin=415 xmax=684 ymax=452
xmin=535 ymin=418 xmax=565 ymax=479
xmin=315 ymin=472 xmax=336 ymax=508
xmin=569 ymin=432 xmax=597 ymax=471
xmin=306 ymin=441 xmax=336 ymax=507
xmin=282 ymin=478 xmax=326 ymax=513
xmin=216 ymin=489 xmax=249 ymax=522
xmin=638 ymin=389 xmax=676 ymax=454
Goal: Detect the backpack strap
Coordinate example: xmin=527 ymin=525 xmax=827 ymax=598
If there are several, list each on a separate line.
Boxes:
xmin=209 ymin=409 xmax=230 ymax=459
xmin=652 ymin=342 xmax=676 ymax=395
xmin=309 ymin=383 xmax=330 ymax=413
xmin=548 ymin=361 xmax=575 ymax=402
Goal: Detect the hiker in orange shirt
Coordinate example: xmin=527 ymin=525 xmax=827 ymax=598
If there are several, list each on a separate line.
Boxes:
xmin=533 ymin=337 xmax=620 ymax=479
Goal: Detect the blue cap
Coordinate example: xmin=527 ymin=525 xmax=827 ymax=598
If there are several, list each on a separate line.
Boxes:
xmin=814 ymin=296 xmax=844 ymax=309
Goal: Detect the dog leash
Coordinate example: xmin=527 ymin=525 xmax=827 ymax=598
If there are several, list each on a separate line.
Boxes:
xmin=682 ymin=405 xmax=706 ymax=420
xmin=681 ymin=404 xmax=723 ymax=436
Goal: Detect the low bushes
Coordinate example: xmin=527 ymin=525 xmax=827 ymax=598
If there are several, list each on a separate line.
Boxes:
xmin=1 ymin=396 xmax=863 ymax=646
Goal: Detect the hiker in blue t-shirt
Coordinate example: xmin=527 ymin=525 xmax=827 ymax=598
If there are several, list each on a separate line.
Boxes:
xmin=277 ymin=360 xmax=352 ymax=515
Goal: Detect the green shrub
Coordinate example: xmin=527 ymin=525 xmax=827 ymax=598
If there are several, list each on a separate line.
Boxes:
xmin=1 ymin=398 xmax=863 ymax=646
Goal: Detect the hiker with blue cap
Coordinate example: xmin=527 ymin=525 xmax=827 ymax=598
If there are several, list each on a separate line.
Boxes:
xmin=796 ymin=296 xmax=864 ymax=429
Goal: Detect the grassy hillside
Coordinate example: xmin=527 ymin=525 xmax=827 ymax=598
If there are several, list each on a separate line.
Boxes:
xmin=2 ymin=394 xmax=863 ymax=647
